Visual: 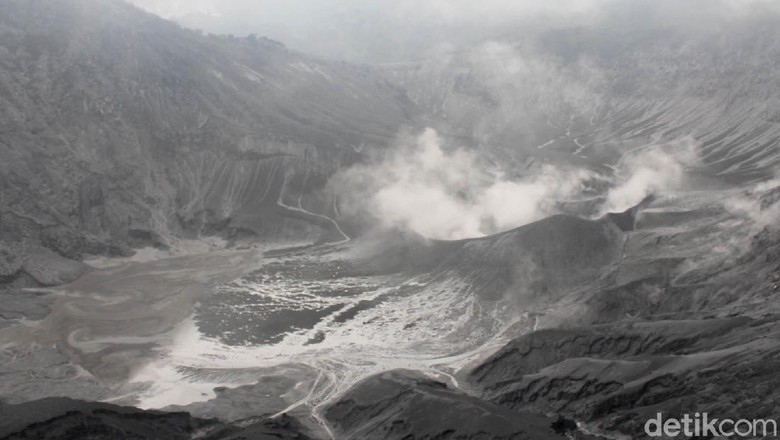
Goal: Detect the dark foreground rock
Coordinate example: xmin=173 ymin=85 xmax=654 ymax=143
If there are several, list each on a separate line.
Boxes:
xmin=467 ymin=316 xmax=780 ymax=438
xmin=324 ymin=369 xmax=576 ymax=440
xmin=0 ymin=398 xmax=312 ymax=440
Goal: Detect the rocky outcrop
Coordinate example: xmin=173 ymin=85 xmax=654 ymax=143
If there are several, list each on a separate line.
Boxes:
xmin=0 ymin=289 xmax=52 ymax=329
xmin=0 ymin=241 xmax=90 ymax=288
xmin=324 ymin=369 xmax=573 ymax=440
xmin=466 ymin=316 xmax=780 ymax=438
xmin=0 ymin=397 xmax=313 ymax=440
xmin=469 ymin=317 xmax=753 ymax=390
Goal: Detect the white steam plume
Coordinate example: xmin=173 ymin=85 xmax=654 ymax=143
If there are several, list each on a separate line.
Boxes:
xmin=723 ymin=178 xmax=780 ymax=231
xmin=332 ymin=128 xmax=593 ymax=240
xmin=604 ymin=137 xmax=701 ymax=212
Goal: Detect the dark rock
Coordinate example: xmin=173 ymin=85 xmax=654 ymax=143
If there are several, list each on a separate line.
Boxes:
xmin=20 ymin=246 xmax=91 ymax=286
xmin=0 ymin=289 xmax=53 ymax=329
xmin=203 ymin=414 xmax=314 ymax=440
xmin=126 ymin=228 xmax=168 ymax=249
xmin=551 ymin=415 xmax=578 ymax=435
xmin=0 ymin=242 xmax=91 ymax=288
xmin=40 ymin=226 xmax=86 ymax=260
xmin=0 ymin=398 xmax=216 ymax=440
xmin=467 ymin=317 xmax=780 ymax=438
xmin=433 ymin=215 xmax=625 ymax=301
xmin=604 ymin=194 xmax=655 ymax=232
xmin=325 ymin=369 xmax=569 ymax=440
xmin=469 ymin=317 xmax=753 ymax=389
xmin=0 ymin=242 xmax=23 ymax=280
xmin=0 ymin=398 xmax=313 ymax=440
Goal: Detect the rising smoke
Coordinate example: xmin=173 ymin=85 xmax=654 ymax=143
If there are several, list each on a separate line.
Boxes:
xmin=331 ymin=130 xmax=708 ymax=240
xmin=723 ymin=178 xmax=780 ymax=232
xmin=604 ymin=136 xmax=701 ymax=213
xmin=331 ymin=128 xmax=594 ymax=240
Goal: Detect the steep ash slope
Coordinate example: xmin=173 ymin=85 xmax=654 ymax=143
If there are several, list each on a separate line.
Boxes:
xmin=348 ymin=213 xmax=625 ymax=293
xmin=0 ymin=0 xmax=419 ymax=289
xmin=433 ymin=215 xmax=625 ymax=302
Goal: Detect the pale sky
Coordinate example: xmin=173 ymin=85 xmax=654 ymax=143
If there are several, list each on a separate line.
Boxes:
xmin=125 ymin=0 xmax=609 ymax=61
xmin=125 ymin=0 xmax=779 ymax=63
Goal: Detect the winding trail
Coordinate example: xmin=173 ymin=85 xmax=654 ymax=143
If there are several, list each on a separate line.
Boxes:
xmin=276 ymin=173 xmax=351 ymax=244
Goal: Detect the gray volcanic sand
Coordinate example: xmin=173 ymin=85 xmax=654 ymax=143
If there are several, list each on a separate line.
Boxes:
xmin=0 ymin=249 xmax=263 ymax=402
